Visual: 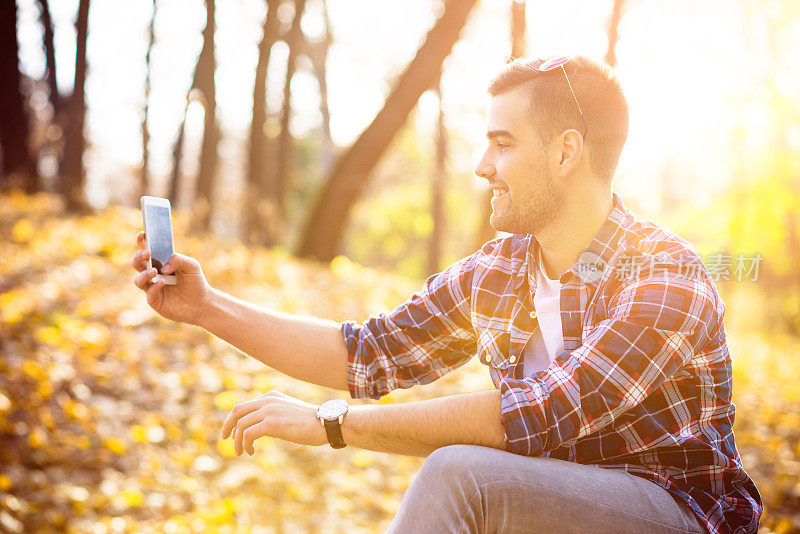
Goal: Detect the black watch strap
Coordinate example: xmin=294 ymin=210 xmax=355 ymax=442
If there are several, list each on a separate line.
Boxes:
xmin=323 ymin=419 xmax=346 ymax=449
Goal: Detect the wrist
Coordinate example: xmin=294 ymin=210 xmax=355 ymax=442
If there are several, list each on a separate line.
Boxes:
xmin=317 ymin=399 xmax=349 ymax=449
xmin=195 ymin=286 xmax=222 ymax=329
xmin=338 ymin=404 xmax=366 ymax=447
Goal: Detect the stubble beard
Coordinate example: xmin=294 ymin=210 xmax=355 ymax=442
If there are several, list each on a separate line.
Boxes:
xmin=489 ymin=161 xmax=565 ymax=235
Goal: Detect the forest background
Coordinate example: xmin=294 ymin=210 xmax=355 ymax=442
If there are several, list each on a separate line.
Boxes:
xmin=1 ymin=0 xmax=800 ymax=532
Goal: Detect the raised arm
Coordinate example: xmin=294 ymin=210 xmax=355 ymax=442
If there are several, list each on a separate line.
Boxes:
xmin=198 ymin=287 xmax=349 ymax=391
xmin=131 ymin=230 xmax=349 ymax=391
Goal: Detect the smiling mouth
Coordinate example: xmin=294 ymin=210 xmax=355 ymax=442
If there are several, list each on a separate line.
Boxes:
xmin=491 ymin=188 xmax=507 ymax=198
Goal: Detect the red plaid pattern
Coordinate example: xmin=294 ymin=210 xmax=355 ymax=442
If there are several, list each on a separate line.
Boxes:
xmin=342 ymin=192 xmax=762 ymax=533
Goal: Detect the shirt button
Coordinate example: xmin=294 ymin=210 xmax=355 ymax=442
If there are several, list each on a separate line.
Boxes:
xmin=529 ymin=311 xmax=537 ymax=319
xmin=509 ymin=355 xmax=517 ymax=363
xmin=485 ymin=355 xmax=492 ymax=364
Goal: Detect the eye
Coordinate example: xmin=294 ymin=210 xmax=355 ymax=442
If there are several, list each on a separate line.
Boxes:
xmin=496 ymin=142 xmax=508 ymax=151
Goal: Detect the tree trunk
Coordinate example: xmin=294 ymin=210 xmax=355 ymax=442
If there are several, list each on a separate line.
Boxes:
xmin=36 ymin=0 xmax=60 ymax=193
xmin=60 ymin=0 xmax=91 ymax=212
xmin=243 ymin=0 xmax=281 ymax=246
xmin=297 ymin=0 xmax=479 ymax=261
xmin=308 ymin=0 xmax=334 ymax=174
xmin=167 ymin=91 xmax=199 ymax=207
xmin=37 ymin=0 xmax=59 ymax=114
xmin=510 ymin=0 xmax=526 ymax=59
xmin=192 ymin=0 xmax=218 ymax=232
xmin=266 ymin=0 xmax=308 ymax=246
xmin=428 ymin=79 xmax=447 ymax=276
xmin=139 ymin=0 xmax=156 ymax=203
xmin=605 ymin=0 xmax=625 ymax=67
xmin=167 ymin=102 xmax=186 ymax=206
xmin=168 ymin=0 xmax=217 ymax=211
xmin=474 ymin=0 xmax=525 ymax=251
xmin=0 ymin=0 xmax=37 ymax=193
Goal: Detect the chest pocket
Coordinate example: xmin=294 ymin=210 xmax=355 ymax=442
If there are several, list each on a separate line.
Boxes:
xmin=477 ymin=328 xmax=513 ymax=369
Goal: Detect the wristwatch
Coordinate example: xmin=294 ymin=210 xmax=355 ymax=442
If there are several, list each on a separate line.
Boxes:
xmin=316 ymin=399 xmax=348 ymax=449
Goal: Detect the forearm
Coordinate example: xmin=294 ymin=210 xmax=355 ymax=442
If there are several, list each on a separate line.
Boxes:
xmin=340 ymin=389 xmax=506 ymax=457
xmin=198 ymin=287 xmax=349 ymax=391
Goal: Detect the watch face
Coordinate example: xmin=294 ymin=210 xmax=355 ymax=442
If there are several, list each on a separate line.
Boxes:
xmin=317 ymin=399 xmax=348 ymax=420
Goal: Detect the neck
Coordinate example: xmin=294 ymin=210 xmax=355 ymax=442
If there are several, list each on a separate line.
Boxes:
xmin=535 ymin=189 xmax=614 ymax=280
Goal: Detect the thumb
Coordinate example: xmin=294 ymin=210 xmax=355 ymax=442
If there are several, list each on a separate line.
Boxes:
xmin=161 ymin=253 xmax=200 ymax=275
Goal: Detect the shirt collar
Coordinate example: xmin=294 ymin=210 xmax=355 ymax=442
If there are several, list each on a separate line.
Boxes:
xmin=568 ymin=191 xmax=631 ymax=286
xmin=514 ymin=191 xmax=632 ymax=293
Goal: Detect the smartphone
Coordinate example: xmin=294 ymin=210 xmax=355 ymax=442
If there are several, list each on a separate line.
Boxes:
xmin=140 ymin=195 xmax=178 ymax=285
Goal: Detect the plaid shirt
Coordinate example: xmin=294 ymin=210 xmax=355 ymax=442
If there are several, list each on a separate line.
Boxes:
xmin=341 ymin=192 xmax=762 ymax=533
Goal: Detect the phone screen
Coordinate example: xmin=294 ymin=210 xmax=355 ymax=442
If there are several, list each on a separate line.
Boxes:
xmin=146 ymin=205 xmax=174 ymax=274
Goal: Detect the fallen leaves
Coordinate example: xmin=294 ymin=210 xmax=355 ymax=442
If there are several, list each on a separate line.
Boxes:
xmin=1 ymin=190 xmax=796 ymax=533
xmin=0 ymin=191 xmax=427 ymax=533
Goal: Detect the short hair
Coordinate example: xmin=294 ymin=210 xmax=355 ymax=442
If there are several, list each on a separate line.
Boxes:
xmin=488 ymin=56 xmax=629 ymax=186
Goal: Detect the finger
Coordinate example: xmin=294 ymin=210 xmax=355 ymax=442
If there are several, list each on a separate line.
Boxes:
xmin=221 ymin=392 xmax=274 ymax=440
xmin=145 ymin=277 xmax=165 ymax=302
xmin=236 ymin=409 xmax=268 ymax=455
xmin=234 ymin=424 xmax=244 ymax=456
xmin=134 ymin=268 xmax=159 ymax=290
xmin=243 ymin=420 xmax=270 ymax=456
xmin=221 ymin=397 xmax=270 ymax=439
xmin=161 ymin=253 xmax=200 ymax=276
xmin=130 ymin=249 xmax=151 ymax=272
xmin=161 ymin=254 xmax=175 ymax=274
xmin=222 ymin=396 xmax=270 ymax=440
xmin=137 ymin=231 xmax=146 ymax=250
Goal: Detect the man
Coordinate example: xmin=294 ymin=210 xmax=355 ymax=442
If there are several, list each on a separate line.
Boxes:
xmin=131 ymin=56 xmax=762 ymax=533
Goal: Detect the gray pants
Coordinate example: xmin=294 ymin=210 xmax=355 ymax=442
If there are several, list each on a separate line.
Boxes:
xmin=386 ymin=445 xmax=707 ymax=533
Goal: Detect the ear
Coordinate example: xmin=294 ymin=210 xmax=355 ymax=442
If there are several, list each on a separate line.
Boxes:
xmin=555 ymin=129 xmax=584 ymax=177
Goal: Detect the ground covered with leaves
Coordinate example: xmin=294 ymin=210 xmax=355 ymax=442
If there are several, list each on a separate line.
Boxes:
xmin=1 ymin=191 xmax=798 ymax=533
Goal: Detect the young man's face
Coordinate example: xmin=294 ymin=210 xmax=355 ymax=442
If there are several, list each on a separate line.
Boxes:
xmin=475 ymin=87 xmax=566 ymax=235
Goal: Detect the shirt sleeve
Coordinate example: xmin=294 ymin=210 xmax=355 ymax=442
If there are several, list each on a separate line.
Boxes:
xmin=341 ymin=251 xmax=479 ymax=400
xmin=499 ymin=265 xmax=720 ymax=456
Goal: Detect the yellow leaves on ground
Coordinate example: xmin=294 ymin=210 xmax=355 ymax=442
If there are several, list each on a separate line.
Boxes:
xmin=252 ymin=374 xmax=272 ymax=392
xmin=129 ymin=424 xmax=149 ymax=443
xmin=0 ymin=289 xmax=35 ymax=324
xmin=116 ymin=488 xmax=145 ymax=508
xmin=349 ymin=450 xmax=374 ymax=468
xmin=11 ymin=218 xmax=36 ymax=243
xmin=21 ymin=360 xmax=46 ymax=381
xmin=27 ymin=427 xmax=48 ymax=449
xmin=103 ymin=436 xmax=128 ymax=455
xmin=216 ymin=438 xmax=237 ymax=458
xmin=1 ymin=191 xmax=798 ymax=533
xmin=62 ymin=399 xmax=89 ymax=421
xmin=28 ymin=313 xmax=111 ymax=360
xmin=32 ymin=326 xmax=60 ymax=345
xmin=203 ymin=497 xmax=238 ymax=524
xmin=213 ymin=390 xmax=241 ymax=411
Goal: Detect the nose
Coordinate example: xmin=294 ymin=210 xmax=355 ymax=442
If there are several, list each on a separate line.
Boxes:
xmin=474 ymin=148 xmax=495 ymax=180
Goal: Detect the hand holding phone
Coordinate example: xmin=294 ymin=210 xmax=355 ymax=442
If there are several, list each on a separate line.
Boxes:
xmin=131 ymin=196 xmax=213 ymax=326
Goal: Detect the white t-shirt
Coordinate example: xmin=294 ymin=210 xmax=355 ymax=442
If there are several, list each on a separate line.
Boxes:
xmin=522 ymin=247 xmax=565 ymax=377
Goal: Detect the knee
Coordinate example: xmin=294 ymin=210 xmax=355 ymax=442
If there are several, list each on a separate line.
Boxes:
xmin=389 ymin=446 xmax=490 ymax=533
xmin=417 ymin=444 xmax=483 ymax=487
